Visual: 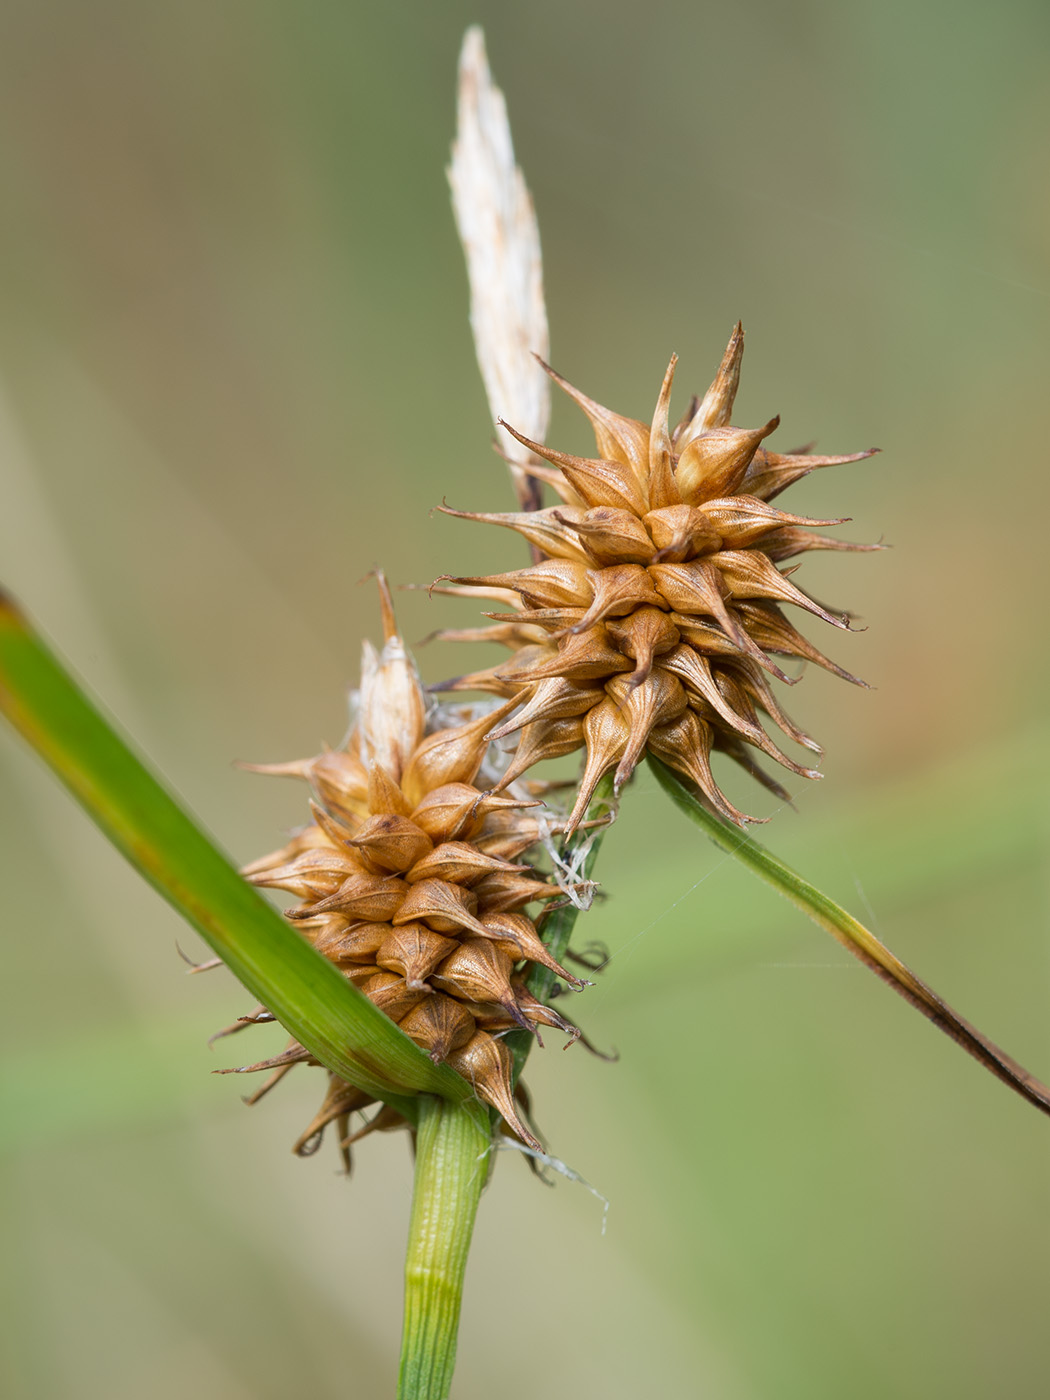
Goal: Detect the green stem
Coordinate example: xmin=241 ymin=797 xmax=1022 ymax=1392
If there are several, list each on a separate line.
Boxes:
xmin=648 ymin=754 xmax=1050 ymax=1119
xmin=397 ymin=1096 xmax=490 ymax=1400
xmin=398 ymin=771 xmax=617 ymax=1394
xmin=508 ymin=770 xmax=616 ymax=1084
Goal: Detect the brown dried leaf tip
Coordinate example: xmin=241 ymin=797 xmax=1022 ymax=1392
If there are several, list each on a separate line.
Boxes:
xmin=224 ymin=575 xmax=588 ymax=1163
xmin=435 ymin=326 xmax=881 ymax=827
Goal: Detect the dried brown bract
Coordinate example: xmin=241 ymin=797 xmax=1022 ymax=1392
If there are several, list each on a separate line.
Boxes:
xmin=435 ymin=326 xmax=880 ymax=827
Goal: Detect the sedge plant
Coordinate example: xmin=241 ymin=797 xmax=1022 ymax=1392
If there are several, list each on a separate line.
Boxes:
xmin=2 ymin=25 xmax=1050 ymax=1400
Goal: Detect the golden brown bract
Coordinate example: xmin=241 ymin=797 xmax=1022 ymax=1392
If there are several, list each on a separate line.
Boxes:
xmin=227 ymin=578 xmax=586 ymax=1163
xmin=434 ymin=326 xmax=881 ymax=827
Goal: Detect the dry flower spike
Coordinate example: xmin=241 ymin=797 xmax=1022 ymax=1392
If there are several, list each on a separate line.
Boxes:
xmin=434 ymin=326 xmax=881 ymax=828
xmin=227 ymin=576 xmax=594 ymax=1163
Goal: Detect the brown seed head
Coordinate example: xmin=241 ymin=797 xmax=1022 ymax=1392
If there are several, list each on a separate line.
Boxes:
xmin=435 ymin=325 xmax=878 ymax=822
xmin=233 ymin=585 xmax=588 ymax=1158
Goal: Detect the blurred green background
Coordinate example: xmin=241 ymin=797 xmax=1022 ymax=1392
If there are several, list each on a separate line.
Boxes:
xmin=2 ymin=2 xmax=1049 ymax=1396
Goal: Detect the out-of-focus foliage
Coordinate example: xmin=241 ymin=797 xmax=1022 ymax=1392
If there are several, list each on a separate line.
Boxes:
xmin=1 ymin=2 xmax=1048 ymax=1397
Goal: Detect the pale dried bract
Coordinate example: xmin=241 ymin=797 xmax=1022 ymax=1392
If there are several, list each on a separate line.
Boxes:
xmin=449 ymin=26 xmax=550 ymax=510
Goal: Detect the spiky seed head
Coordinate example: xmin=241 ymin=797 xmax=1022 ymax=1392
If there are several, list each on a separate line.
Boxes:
xmin=226 ymin=575 xmax=591 ymax=1162
xmin=437 ymin=328 xmax=880 ymax=825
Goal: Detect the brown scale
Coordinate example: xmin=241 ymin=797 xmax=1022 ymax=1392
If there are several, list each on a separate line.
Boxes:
xmin=220 ymin=577 xmax=598 ymax=1164
xmin=432 ymin=324 xmax=882 ymax=829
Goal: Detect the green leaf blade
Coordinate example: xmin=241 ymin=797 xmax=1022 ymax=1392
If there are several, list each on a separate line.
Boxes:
xmin=648 ymin=753 xmax=1050 ymax=1120
xmin=0 ymin=592 xmax=469 ymax=1113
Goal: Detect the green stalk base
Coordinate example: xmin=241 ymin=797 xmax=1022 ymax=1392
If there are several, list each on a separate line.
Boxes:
xmin=397 ymin=1096 xmax=490 ymax=1400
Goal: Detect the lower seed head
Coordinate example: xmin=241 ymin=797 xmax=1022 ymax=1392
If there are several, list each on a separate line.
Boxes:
xmin=232 ymin=590 xmax=583 ymax=1159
